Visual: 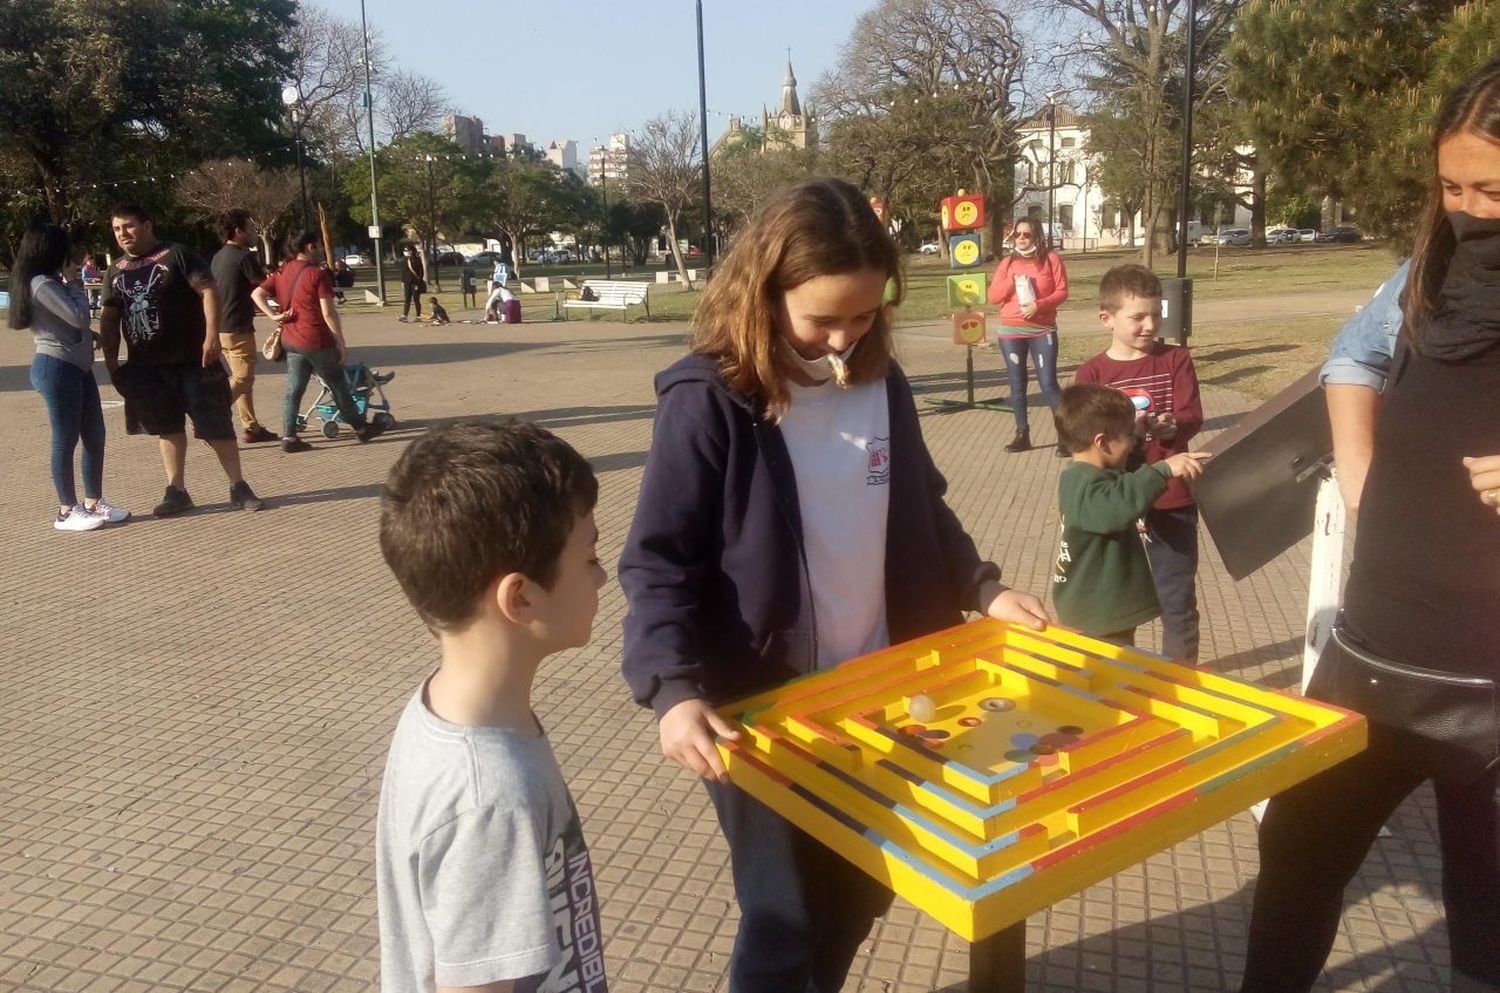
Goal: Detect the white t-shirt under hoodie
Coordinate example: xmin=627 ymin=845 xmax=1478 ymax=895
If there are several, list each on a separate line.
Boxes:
xmin=779 ymin=376 xmax=892 ymax=668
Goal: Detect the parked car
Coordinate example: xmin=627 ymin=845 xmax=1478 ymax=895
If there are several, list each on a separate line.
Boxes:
xmin=1297 ymin=228 xmax=1318 ymax=243
xmin=468 ymin=250 xmax=506 ymax=267
xmin=537 ymin=249 xmax=571 ymax=264
xmin=338 ymin=252 xmax=368 ymax=266
xmin=1265 ymin=227 xmax=1299 ymax=246
xmin=1317 ymin=225 xmax=1363 ymax=243
xmin=1211 ymin=228 xmax=1251 ymax=246
xmin=432 ymin=251 xmax=467 ymax=266
xmin=918 ymin=241 xmax=941 ymax=254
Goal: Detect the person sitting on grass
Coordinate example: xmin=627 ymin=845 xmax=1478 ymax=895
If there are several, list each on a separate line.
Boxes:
xmin=426 ymin=297 xmax=449 ymax=326
xmin=1051 ymin=383 xmax=1209 ymax=649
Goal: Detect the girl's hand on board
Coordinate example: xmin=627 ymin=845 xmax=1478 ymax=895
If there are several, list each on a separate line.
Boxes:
xmin=1463 ymin=454 xmax=1500 ymax=518
xmin=658 ymin=698 xmax=742 ymax=783
xmin=981 ymin=583 xmax=1050 ymax=630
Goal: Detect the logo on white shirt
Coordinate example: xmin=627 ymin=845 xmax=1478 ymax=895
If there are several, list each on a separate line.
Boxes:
xmin=866 ymin=437 xmax=890 ymax=486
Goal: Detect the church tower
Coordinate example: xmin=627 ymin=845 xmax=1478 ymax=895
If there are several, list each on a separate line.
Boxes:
xmin=762 ymin=55 xmax=816 ymax=151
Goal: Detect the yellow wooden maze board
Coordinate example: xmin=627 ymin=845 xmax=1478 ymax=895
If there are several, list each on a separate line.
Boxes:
xmin=715 ymin=619 xmax=1366 ymax=941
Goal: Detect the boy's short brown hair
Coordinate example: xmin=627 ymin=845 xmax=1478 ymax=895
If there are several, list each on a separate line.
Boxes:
xmin=1054 ymin=383 xmax=1136 ymax=453
xmin=1098 ymin=264 xmax=1162 ymax=313
xmin=379 ymin=419 xmax=598 ymax=631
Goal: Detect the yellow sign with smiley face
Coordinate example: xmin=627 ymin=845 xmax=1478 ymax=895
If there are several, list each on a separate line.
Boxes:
xmin=946 ymin=273 xmax=988 ymax=309
xmin=949 ymin=233 xmax=982 ymax=268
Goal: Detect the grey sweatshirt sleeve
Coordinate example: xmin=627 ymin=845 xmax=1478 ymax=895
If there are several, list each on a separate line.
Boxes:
xmin=30 ymin=276 xmax=94 ymax=370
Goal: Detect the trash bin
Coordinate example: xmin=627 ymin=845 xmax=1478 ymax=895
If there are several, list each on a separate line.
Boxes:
xmin=1160 ymin=277 xmax=1192 ymax=344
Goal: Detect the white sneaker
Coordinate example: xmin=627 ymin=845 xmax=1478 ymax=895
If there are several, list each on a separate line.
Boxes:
xmin=87 ymin=499 xmax=131 ymax=524
xmin=54 ymin=505 xmax=106 ymax=532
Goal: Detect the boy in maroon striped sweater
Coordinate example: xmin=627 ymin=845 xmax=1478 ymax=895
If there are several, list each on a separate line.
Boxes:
xmin=1074 ymin=264 xmax=1204 ymax=662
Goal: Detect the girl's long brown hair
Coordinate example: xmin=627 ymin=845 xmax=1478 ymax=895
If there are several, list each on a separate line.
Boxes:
xmin=692 ymin=177 xmax=903 ymax=418
xmin=1403 ymin=57 xmax=1500 ymax=346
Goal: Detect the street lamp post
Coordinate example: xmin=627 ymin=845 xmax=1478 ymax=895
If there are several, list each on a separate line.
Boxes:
xmin=423 ymin=154 xmax=441 ymax=291
xmin=1176 ymin=0 xmax=1199 ymax=280
xmin=1045 ymin=89 xmax=1062 ymax=249
xmin=359 ymin=0 xmax=387 ymax=304
xmin=281 ymin=85 xmax=310 ymax=232
xmin=695 ymin=0 xmax=714 ymax=267
xmin=596 ymin=151 xmax=613 ymax=279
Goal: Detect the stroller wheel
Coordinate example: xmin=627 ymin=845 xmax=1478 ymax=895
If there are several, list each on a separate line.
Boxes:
xmin=373 ymin=412 xmax=396 ymax=429
xmin=322 ymin=421 xmax=340 ymax=439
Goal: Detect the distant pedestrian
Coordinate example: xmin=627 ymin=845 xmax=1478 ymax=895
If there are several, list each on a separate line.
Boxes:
xmin=398 ymin=245 xmax=425 ymax=322
xmin=253 ymin=230 xmax=385 ymax=452
xmin=99 ymin=203 xmax=264 ymax=516
xmin=988 ymin=216 xmax=1069 ymax=454
xmin=210 ymin=209 xmax=277 ymax=444
xmin=9 ymin=221 xmax=130 ymax=531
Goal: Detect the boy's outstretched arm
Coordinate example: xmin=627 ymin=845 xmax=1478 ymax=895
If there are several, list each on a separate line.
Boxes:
xmin=1067 ymin=464 xmax=1173 ymax=534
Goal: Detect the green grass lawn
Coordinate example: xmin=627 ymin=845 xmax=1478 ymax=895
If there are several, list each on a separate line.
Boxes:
xmin=342 ymin=242 xmax=1397 ymax=401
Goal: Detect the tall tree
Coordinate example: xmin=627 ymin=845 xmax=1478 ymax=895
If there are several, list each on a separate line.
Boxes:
xmin=1053 ymin=0 xmax=1242 ymax=264
xmin=815 ymin=0 xmax=1027 ymax=242
xmin=0 ymin=0 xmax=296 ymax=233
xmin=1228 ymin=0 xmax=1497 ymax=244
xmin=481 ymin=158 xmax=575 ymax=275
xmin=628 ymin=111 xmax=702 ymax=287
xmin=176 ymin=159 xmax=301 ymax=259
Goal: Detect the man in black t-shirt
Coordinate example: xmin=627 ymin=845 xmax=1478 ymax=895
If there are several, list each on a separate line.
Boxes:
xmin=211 ymin=209 xmax=276 ymax=445
xmin=100 ymin=203 xmax=264 ymax=516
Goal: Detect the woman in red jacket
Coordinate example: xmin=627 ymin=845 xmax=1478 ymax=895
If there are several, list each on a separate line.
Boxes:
xmin=987 ymin=217 xmax=1070 ymax=455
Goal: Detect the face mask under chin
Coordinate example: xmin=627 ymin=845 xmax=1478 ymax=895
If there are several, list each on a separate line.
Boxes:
xmin=779 ymin=337 xmax=860 ymax=387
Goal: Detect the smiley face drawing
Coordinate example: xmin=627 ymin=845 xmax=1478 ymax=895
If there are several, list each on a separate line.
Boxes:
xmin=952 ymin=311 xmax=986 ymax=345
xmin=950 ymin=275 xmax=984 ymax=307
xmin=951 ymin=237 xmax=981 ymax=267
xmin=954 ymin=199 xmax=980 ymax=228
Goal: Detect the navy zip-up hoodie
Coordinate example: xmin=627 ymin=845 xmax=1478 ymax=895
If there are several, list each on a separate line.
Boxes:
xmin=620 ymin=352 xmax=1002 ymax=718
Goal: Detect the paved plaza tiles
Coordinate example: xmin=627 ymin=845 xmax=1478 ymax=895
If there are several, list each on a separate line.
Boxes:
xmin=0 ymin=311 xmax=1452 ymax=992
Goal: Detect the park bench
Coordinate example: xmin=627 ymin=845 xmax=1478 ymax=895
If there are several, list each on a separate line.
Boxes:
xmin=562 ymin=280 xmax=652 ymax=320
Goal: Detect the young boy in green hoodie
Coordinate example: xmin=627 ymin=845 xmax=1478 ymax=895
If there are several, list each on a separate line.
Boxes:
xmin=1051 ymin=383 xmax=1210 ymax=645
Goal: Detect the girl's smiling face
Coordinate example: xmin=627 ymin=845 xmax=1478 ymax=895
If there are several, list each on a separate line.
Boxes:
xmin=776 ymin=268 xmax=888 ymax=361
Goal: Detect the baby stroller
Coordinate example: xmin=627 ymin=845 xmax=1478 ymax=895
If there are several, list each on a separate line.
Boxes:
xmin=296 ymin=361 xmax=396 ymax=439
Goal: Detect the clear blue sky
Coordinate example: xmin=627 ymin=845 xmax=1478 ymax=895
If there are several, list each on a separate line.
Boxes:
xmin=318 ymin=0 xmax=872 ymax=149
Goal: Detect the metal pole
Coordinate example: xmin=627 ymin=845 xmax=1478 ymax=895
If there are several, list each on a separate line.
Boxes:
xmin=1047 ymin=104 xmax=1056 ymax=250
xmin=426 ymin=155 xmax=439 ymax=291
xmin=1175 ymin=0 xmax=1198 ymax=279
xmin=696 ymin=0 xmax=714 ymax=267
xmin=360 ymin=0 xmax=387 ymax=304
xmin=601 ymin=163 xmax=613 ymax=279
xmin=294 ymin=112 xmax=310 ymax=231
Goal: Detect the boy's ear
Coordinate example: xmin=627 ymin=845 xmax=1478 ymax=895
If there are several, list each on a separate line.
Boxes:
xmin=493 ymin=571 xmax=536 ymax=625
xmin=1097 ymin=309 xmax=1113 ymax=328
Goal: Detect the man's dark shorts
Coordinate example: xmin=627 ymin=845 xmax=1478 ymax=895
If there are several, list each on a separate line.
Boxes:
xmin=114 ymin=361 xmax=236 ymax=440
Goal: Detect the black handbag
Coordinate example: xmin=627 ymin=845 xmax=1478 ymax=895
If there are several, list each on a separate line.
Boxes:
xmin=1308 ymin=622 xmax=1499 ymax=784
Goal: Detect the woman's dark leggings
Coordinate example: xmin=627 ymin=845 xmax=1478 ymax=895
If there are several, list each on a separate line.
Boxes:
xmin=997 ymin=330 xmax=1061 ymax=435
xmin=401 ymin=281 xmax=423 ymax=318
xmin=31 ymin=353 xmax=105 ymax=507
xmin=1239 ymin=720 xmax=1500 ymax=993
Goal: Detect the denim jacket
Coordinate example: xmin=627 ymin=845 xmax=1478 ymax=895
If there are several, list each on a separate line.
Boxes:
xmin=1319 ymin=261 xmax=1408 ymax=392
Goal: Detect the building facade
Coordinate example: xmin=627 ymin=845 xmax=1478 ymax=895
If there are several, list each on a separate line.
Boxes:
xmin=1012 ymin=107 xmax=1253 ymax=250
xmin=587 ymin=133 xmax=629 ymax=186
xmin=442 ymin=114 xmax=485 ymax=156
xmin=717 ymin=58 xmax=817 ymax=154
xmin=546 ymin=139 xmax=584 ymax=179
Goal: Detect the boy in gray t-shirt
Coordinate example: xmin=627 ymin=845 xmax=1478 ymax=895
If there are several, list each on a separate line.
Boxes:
xmin=376 ymin=420 xmax=610 ymax=993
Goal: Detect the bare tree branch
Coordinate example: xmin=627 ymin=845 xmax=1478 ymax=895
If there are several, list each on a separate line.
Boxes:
xmin=628 ymin=111 xmax=702 ymax=287
xmin=176 ymin=158 xmax=301 ymax=259
xmin=380 ymin=69 xmax=447 ymax=142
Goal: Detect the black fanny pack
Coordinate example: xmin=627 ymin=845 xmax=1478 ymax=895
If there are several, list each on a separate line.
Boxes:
xmin=1308 ymin=622 xmax=1499 ymax=784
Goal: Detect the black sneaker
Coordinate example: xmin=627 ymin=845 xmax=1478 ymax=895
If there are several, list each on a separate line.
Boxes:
xmin=354 ymin=420 xmax=387 ymax=443
xmin=372 ymin=370 xmax=396 ymax=385
xmin=1004 ymin=432 xmax=1032 ymax=454
xmin=1055 ymin=442 xmax=1071 ymax=458
xmin=281 ymin=437 xmax=312 ymax=453
xmin=153 ymin=486 xmax=194 ymax=517
xmin=229 ymin=480 xmax=264 ymax=512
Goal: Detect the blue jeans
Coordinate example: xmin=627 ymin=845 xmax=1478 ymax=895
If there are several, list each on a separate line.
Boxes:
xmin=703 ymin=780 xmax=893 ymax=993
xmin=997 ymin=331 xmax=1061 ymax=434
xmin=31 ymin=354 xmax=105 ymax=507
xmin=1145 ymin=505 xmax=1200 ymax=662
xmin=282 ymin=346 xmax=365 ymax=437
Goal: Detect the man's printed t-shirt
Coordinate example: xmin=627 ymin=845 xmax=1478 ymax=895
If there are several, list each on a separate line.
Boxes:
xmin=1074 ymin=343 xmax=1203 ymax=510
xmin=377 ymin=682 xmax=609 ymax=993
xmin=101 ymin=243 xmax=215 ymax=366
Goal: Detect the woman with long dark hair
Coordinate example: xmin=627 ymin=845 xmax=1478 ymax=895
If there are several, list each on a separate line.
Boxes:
xmin=1238 ymin=58 xmax=1500 ymax=993
xmin=987 ymin=216 xmax=1069 ymax=455
xmin=8 ymin=222 xmax=129 ymax=531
